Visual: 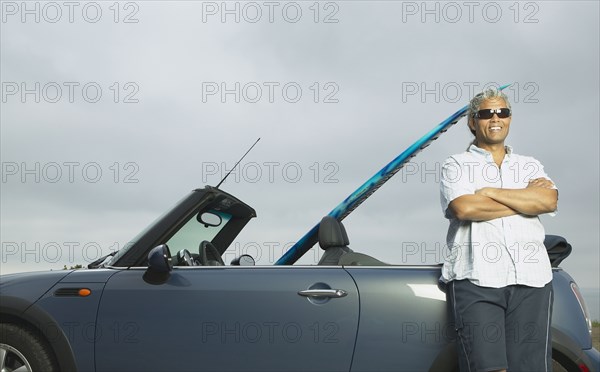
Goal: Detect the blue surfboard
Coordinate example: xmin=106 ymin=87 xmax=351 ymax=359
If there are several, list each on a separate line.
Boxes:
xmin=275 ymin=84 xmax=510 ymax=265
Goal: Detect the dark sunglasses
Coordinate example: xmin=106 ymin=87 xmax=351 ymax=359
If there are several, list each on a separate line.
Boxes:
xmin=473 ymin=108 xmax=511 ymax=119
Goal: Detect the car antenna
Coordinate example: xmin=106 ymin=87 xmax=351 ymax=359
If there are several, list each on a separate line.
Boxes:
xmin=216 ymin=137 xmax=261 ymax=189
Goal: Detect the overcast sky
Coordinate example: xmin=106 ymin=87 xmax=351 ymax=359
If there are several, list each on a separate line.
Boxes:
xmin=1 ymin=1 xmax=598 ymax=318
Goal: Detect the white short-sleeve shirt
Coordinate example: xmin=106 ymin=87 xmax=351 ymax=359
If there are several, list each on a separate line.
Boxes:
xmin=439 ymin=144 xmax=556 ymax=288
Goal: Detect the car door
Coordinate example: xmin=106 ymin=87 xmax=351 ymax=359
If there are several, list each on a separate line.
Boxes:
xmin=346 ymin=267 xmax=454 ymax=372
xmin=95 ymin=266 xmax=359 ymax=372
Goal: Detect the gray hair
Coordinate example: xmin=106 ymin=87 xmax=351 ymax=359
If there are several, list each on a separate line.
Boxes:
xmin=467 ymin=88 xmax=512 ymax=135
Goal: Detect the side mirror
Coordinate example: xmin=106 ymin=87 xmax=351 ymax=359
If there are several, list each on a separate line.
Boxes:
xmin=148 ymin=244 xmax=173 ymax=272
xmin=144 ymin=245 xmax=172 ymax=285
xmin=197 ymin=211 xmax=222 ymax=227
xmin=230 ymin=254 xmax=255 ymax=266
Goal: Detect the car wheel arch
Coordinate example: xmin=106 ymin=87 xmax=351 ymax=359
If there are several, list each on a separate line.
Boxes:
xmin=1 ymin=306 xmax=77 ymax=372
xmin=551 ymin=348 xmax=580 ymax=372
xmin=0 ymin=322 xmax=58 ymax=371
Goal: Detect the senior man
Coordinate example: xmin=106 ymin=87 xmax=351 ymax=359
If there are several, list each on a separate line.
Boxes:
xmin=440 ymin=88 xmax=558 ymax=372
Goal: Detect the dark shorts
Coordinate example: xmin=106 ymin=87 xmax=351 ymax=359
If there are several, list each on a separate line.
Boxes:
xmin=447 ymin=280 xmax=553 ymax=372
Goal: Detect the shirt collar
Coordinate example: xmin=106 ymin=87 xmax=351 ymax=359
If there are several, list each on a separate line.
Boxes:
xmin=468 ymin=143 xmax=513 ymax=160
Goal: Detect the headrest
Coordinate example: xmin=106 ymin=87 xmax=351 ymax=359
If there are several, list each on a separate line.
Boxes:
xmin=339 ymin=222 xmax=350 ymax=245
xmin=318 ymin=216 xmax=349 ymax=249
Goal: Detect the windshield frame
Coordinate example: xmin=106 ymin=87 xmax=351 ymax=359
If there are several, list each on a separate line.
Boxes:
xmin=109 ymin=187 xmax=256 ymax=268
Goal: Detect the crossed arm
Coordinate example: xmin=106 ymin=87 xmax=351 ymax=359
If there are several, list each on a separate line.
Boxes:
xmin=449 ymin=178 xmax=558 ymax=222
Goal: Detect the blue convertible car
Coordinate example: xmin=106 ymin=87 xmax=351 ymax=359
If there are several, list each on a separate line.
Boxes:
xmin=0 ymin=185 xmax=598 ymax=372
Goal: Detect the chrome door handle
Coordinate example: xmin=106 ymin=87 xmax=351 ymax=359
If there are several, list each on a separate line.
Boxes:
xmin=298 ymin=289 xmax=348 ymax=298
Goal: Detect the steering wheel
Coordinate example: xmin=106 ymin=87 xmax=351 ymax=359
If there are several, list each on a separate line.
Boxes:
xmin=175 ymin=249 xmax=195 ymax=266
xmin=198 ymin=241 xmax=225 ymax=266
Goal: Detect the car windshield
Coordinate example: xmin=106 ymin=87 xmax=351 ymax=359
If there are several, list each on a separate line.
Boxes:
xmin=166 ymin=210 xmax=231 ymax=256
xmin=101 ymin=187 xmax=259 ymax=267
xmin=105 ymin=194 xmax=193 ymax=266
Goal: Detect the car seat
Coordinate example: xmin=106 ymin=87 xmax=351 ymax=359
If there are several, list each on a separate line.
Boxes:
xmin=317 ymin=216 xmax=352 ymax=265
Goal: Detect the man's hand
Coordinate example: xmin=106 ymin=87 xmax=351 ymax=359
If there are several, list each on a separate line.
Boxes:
xmin=449 ymin=194 xmax=518 ymax=221
xmin=474 ymin=179 xmax=557 ymax=217
xmin=527 ymin=177 xmax=555 ymax=189
xmin=451 ymin=178 xmax=558 ymax=221
xmin=475 ymin=187 xmax=494 ymax=198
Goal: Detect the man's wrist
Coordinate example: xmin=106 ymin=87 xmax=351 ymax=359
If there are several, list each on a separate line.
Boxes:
xmin=476 ymin=187 xmax=498 ymax=198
